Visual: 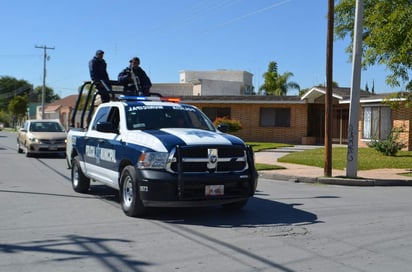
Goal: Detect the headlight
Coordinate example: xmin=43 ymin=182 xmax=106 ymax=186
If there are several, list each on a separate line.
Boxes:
xmin=137 ymin=152 xmax=169 ymax=169
xmin=29 ymin=136 xmax=40 ymax=143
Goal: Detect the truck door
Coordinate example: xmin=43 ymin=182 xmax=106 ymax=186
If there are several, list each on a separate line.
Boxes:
xmin=84 ymin=106 xmax=122 ymax=188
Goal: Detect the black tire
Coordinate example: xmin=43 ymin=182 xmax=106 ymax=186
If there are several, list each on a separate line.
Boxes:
xmin=119 ymin=166 xmax=146 ymax=217
xmin=222 ymin=199 xmax=249 ymax=210
xmin=17 ymin=141 xmax=23 ymax=154
xmin=22 ymin=142 xmax=31 ymax=157
xmin=71 ymin=156 xmax=90 ymax=193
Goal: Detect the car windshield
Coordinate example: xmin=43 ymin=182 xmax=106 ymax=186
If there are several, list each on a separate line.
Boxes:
xmin=30 ymin=121 xmax=65 ymax=132
xmin=125 ymin=104 xmax=216 ymax=131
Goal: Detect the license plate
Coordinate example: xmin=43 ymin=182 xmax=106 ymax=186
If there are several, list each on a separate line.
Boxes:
xmin=205 ymin=185 xmax=224 ymax=196
xmin=49 ymin=146 xmax=58 ymax=150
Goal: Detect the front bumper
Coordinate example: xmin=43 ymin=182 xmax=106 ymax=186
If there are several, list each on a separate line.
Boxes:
xmin=136 ymin=169 xmax=257 ymax=208
xmin=28 ymin=142 xmax=66 ymax=153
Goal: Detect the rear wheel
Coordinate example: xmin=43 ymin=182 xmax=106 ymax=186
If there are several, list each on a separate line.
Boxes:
xmin=71 ymin=156 xmax=90 ymax=193
xmin=120 ymin=166 xmax=146 ymax=217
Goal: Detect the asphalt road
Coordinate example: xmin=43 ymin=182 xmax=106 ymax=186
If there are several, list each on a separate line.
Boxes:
xmin=1 ymin=130 xmax=412 ymax=272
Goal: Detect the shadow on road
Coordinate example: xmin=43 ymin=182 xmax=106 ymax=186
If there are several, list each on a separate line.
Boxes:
xmin=0 ymin=235 xmax=149 ymax=272
xmin=144 ymin=196 xmax=320 ymax=228
xmin=81 ymin=186 xmax=322 ymax=228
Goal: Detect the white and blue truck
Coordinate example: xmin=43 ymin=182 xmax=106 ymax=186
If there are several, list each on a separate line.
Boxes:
xmin=66 ymin=81 xmax=258 ymax=217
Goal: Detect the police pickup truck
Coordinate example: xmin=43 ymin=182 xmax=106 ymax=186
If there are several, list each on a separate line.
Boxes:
xmin=66 ymin=81 xmax=258 ymax=217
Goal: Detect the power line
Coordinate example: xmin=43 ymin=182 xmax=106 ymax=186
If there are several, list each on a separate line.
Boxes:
xmin=0 ymin=85 xmax=32 ymax=99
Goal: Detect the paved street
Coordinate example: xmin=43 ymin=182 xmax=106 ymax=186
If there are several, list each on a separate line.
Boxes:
xmin=1 ymin=130 xmax=412 ymax=272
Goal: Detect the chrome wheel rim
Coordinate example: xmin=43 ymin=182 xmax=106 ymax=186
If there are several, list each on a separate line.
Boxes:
xmin=122 ymin=176 xmax=133 ymax=208
xmin=72 ymin=165 xmax=79 ymax=187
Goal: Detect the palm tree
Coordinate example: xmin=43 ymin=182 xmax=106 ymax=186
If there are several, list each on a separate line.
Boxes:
xmin=259 ymin=61 xmax=300 ymax=96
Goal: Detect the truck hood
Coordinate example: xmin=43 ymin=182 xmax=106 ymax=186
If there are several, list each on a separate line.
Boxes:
xmin=124 ymin=128 xmax=245 ymax=152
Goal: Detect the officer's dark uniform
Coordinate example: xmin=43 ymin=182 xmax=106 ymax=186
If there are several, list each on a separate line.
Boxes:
xmin=89 ymin=50 xmax=111 ymax=102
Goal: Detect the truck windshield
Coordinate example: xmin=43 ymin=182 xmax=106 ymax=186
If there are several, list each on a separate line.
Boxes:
xmin=125 ymin=105 xmax=216 ymax=131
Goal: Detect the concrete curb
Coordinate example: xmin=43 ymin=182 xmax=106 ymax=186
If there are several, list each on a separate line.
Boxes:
xmin=259 ymin=172 xmax=412 ymax=186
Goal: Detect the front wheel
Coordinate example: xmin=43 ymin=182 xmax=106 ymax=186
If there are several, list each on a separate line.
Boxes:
xmin=23 ymin=143 xmax=31 ymax=157
xmin=120 ymin=166 xmax=146 ymax=217
xmin=71 ymin=156 xmax=90 ymax=193
xmin=17 ymin=141 xmax=23 ymax=153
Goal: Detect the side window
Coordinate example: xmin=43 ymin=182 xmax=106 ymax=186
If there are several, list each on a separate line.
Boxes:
xmin=91 ymin=107 xmax=110 ymax=130
xmin=187 ymin=109 xmax=215 ymax=131
xmin=107 ymin=107 xmax=120 ymax=130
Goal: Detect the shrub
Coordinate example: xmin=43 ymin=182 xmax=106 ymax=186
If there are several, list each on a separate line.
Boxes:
xmin=213 ymin=117 xmax=242 ymax=133
xmin=366 ymin=127 xmax=405 ymax=156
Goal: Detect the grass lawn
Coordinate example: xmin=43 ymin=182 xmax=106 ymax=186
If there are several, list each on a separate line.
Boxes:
xmin=247 ymin=142 xmax=293 ymax=152
xmin=248 ymin=142 xmax=412 ymax=171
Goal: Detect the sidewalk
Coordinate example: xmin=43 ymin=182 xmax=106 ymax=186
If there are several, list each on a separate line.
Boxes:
xmin=255 ymin=146 xmax=412 ymax=186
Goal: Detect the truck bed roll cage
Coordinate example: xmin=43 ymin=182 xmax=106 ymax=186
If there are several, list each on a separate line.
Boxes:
xmin=70 ymin=80 xmax=161 ymax=129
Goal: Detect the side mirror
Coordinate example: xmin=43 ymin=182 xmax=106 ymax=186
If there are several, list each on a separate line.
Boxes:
xmin=217 ymin=123 xmax=228 ymax=133
xmin=96 ymin=122 xmax=119 ymax=134
xmin=19 ymin=128 xmax=27 ymax=133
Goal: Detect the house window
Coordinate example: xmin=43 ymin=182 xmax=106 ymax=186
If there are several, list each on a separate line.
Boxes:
xmin=362 ymin=106 xmax=391 ymax=140
xmin=260 ymin=108 xmax=290 ymax=127
xmin=202 ymin=107 xmax=231 ymax=121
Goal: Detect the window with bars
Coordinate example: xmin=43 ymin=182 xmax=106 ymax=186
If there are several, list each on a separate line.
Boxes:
xmin=362 ymin=106 xmax=391 ymax=140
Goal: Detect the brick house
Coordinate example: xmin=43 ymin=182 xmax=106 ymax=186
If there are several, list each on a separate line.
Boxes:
xmin=45 ymin=87 xmax=412 ymax=150
xmin=180 ymin=95 xmax=308 ymax=144
xmin=40 ymin=94 xmax=77 ymax=130
xmin=341 ymin=92 xmax=412 ymax=151
xmin=183 ymin=87 xmax=412 ymax=150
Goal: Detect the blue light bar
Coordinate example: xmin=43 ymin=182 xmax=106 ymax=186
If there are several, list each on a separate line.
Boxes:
xmin=118 ymin=95 xmax=161 ymax=101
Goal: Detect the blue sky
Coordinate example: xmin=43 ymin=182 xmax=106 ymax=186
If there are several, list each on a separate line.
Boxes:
xmin=0 ymin=0 xmax=401 ymax=98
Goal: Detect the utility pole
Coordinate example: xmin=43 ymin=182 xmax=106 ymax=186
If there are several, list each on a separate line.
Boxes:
xmin=324 ymin=0 xmax=334 ymax=177
xmin=346 ymin=0 xmax=364 ymax=178
xmin=35 ymin=45 xmax=55 ymax=119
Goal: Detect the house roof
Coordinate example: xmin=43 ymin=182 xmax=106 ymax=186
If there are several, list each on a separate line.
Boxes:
xmin=46 ymin=94 xmax=78 ymax=109
xmin=45 ymin=105 xmax=62 ymax=112
xmin=301 ymin=87 xmax=408 ymax=105
xmin=301 ymin=86 xmax=372 ymax=102
xmin=340 ymin=92 xmax=407 ymax=104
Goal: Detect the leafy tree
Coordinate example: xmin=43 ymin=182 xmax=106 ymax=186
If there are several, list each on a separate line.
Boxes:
xmin=33 ymin=86 xmax=60 ymax=103
xmin=0 ymin=76 xmax=31 ymax=111
xmin=258 ymin=61 xmax=300 ymax=96
xmin=8 ymin=96 xmax=28 ymax=124
xmin=0 ymin=110 xmax=11 ymax=127
xmin=334 ymin=0 xmax=412 ymax=89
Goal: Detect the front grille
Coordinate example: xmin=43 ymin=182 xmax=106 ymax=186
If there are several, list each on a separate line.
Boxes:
xmin=166 ymin=145 xmax=248 ymax=173
xmin=39 ymin=139 xmax=66 ymax=145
